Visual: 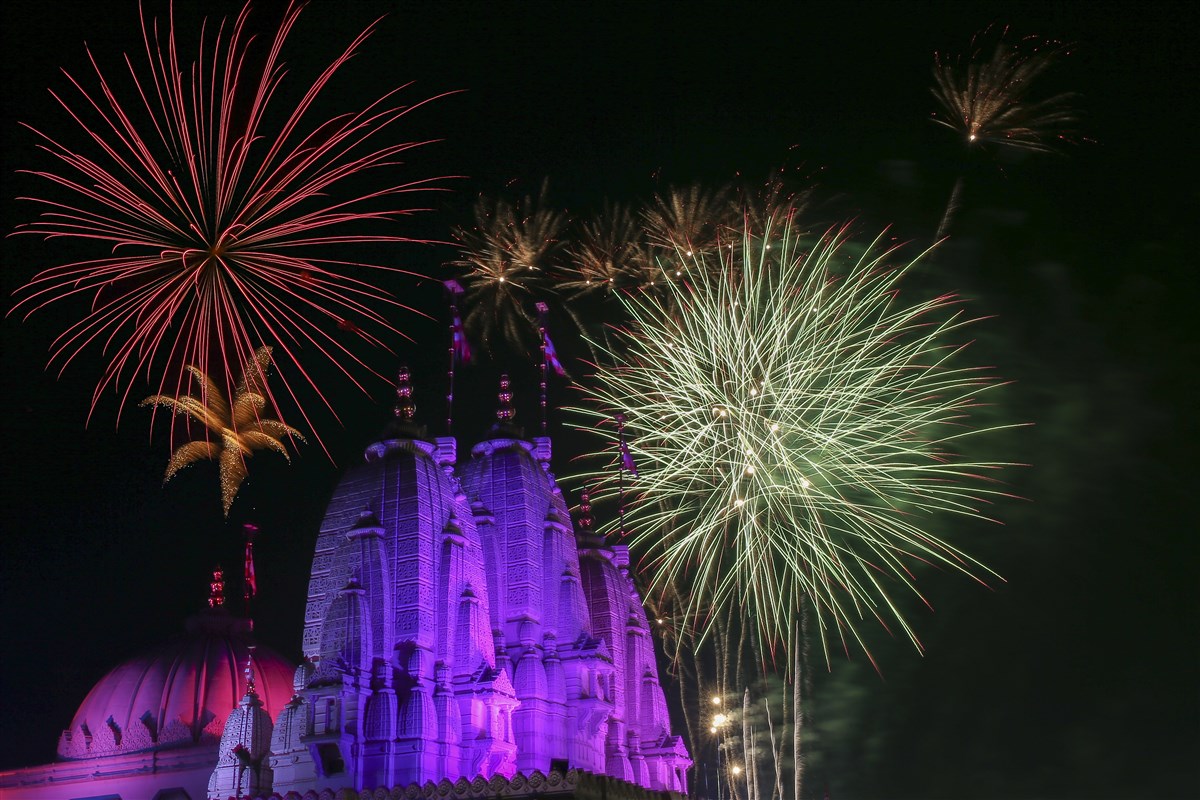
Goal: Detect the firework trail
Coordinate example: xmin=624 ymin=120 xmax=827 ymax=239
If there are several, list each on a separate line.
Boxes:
xmin=572 ymin=215 xmax=1019 ymax=663
xmin=932 ymin=28 xmax=1078 ymax=238
xmin=9 ymin=2 xmax=450 ymax=443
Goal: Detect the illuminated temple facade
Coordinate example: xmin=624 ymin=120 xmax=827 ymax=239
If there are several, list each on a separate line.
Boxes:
xmin=0 ymin=374 xmax=690 ymax=800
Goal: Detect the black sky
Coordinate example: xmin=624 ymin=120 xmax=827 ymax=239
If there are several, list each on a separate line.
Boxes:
xmin=1 ymin=2 xmax=1196 ymax=798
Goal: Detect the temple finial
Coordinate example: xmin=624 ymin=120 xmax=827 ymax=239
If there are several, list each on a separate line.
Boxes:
xmin=380 ymin=365 xmax=427 ymax=440
xmin=496 ymin=374 xmax=515 ymax=423
xmin=244 ymin=646 xmax=258 ymax=696
xmin=577 ymin=491 xmax=594 ymax=533
xmin=208 ymin=566 xmax=225 ymax=608
xmin=394 ymin=366 xmax=416 ymax=423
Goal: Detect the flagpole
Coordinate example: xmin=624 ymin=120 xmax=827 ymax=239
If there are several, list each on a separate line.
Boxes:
xmin=242 ymin=523 xmax=258 ymax=621
xmin=536 ymin=301 xmax=550 ymax=435
xmin=444 ymin=280 xmax=467 ymax=436
xmin=614 ymin=413 xmax=639 ymax=540
xmin=616 ymin=413 xmax=627 ymax=538
xmin=447 ymin=291 xmax=457 ymax=436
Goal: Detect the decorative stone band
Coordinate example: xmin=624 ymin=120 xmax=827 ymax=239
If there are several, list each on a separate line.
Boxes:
xmin=213 ymin=767 xmax=687 ymax=800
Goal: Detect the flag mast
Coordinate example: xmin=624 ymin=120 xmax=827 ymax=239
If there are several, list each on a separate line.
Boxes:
xmin=536 ymin=301 xmax=550 ymax=435
xmin=444 ymin=280 xmax=470 ymax=435
xmin=242 ymin=523 xmax=258 ymax=620
xmin=615 ymin=413 xmax=638 ymax=538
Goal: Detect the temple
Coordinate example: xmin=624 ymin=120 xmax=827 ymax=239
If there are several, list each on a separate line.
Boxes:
xmin=0 ymin=372 xmax=690 ymax=800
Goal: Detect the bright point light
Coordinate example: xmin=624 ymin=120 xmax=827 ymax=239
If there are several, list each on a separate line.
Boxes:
xmin=711 ymin=696 xmax=721 ymax=705
xmin=732 ymin=766 xmax=742 ymax=776
xmin=713 ymin=714 xmax=727 ymax=726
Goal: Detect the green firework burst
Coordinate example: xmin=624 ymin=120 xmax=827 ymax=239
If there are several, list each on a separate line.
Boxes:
xmin=571 ymin=216 xmax=1021 ymax=663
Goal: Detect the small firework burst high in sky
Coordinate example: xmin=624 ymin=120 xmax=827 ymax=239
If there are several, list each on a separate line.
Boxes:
xmin=450 ymin=183 xmax=566 ymax=356
xmin=8 ymin=1 xmax=449 ymax=443
xmin=932 ymin=27 xmax=1078 ymax=153
xmin=573 ymin=215 xmax=1021 ymax=664
xmin=930 ymin=28 xmax=1079 ymax=240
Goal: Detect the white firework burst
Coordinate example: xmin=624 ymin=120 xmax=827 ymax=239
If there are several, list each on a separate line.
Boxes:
xmin=571 ymin=216 xmax=1019 ymax=662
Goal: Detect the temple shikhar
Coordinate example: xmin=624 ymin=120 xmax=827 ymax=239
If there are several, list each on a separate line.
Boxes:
xmin=1 ymin=372 xmax=690 ymax=800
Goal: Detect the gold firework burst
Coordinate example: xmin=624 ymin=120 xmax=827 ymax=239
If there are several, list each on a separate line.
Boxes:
xmin=451 ymin=183 xmax=567 ymax=355
xmin=932 ymin=30 xmax=1077 ymax=153
xmin=142 ymin=347 xmax=304 ymax=517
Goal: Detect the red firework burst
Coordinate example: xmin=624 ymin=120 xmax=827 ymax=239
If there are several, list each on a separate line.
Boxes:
xmin=9 ymin=1 xmax=451 ymax=445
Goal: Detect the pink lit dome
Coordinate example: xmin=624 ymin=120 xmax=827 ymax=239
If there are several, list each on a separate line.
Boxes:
xmin=57 ymin=611 xmax=295 ymax=760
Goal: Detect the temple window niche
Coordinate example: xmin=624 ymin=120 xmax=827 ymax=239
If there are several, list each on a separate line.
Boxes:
xmin=316 ymin=742 xmax=345 ymax=776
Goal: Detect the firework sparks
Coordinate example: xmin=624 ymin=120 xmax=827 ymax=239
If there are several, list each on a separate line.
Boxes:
xmin=572 ymin=216 xmax=1019 ymax=663
xmin=558 ymin=202 xmax=656 ymax=298
xmin=932 ymin=29 xmax=1077 ymax=153
xmin=9 ymin=1 xmax=449 ymax=440
xmin=141 ymin=346 xmax=304 ymax=517
xmin=643 ymin=183 xmax=733 ymax=256
xmin=450 ymin=183 xmax=566 ymax=356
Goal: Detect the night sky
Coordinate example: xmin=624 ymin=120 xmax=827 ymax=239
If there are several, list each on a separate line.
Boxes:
xmin=1 ymin=2 xmax=1195 ymax=798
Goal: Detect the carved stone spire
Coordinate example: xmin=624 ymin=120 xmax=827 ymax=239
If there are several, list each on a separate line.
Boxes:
xmin=207 ymin=642 xmax=274 ymax=800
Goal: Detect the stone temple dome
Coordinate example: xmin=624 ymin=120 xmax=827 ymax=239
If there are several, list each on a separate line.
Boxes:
xmin=57 ymin=610 xmax=295 ymax=761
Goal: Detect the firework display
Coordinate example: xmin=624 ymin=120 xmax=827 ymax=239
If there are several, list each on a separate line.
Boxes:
xmin=558 ymin=202 xmax=654 ymax=297
xmin=574 ymin=217 xmax=1016 ymax=662
xmin=932 ymin=29 xmax=1077 ymax=153
xmin=450 ymin=184 xmax=567 ymax=355
xmin=9 ymin=1 xmax=447 ymax=433
xmin=6 ymin=1 xmax=1192 ymax=797
xmin=141 ymin=346 xmax=303 ymax=517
